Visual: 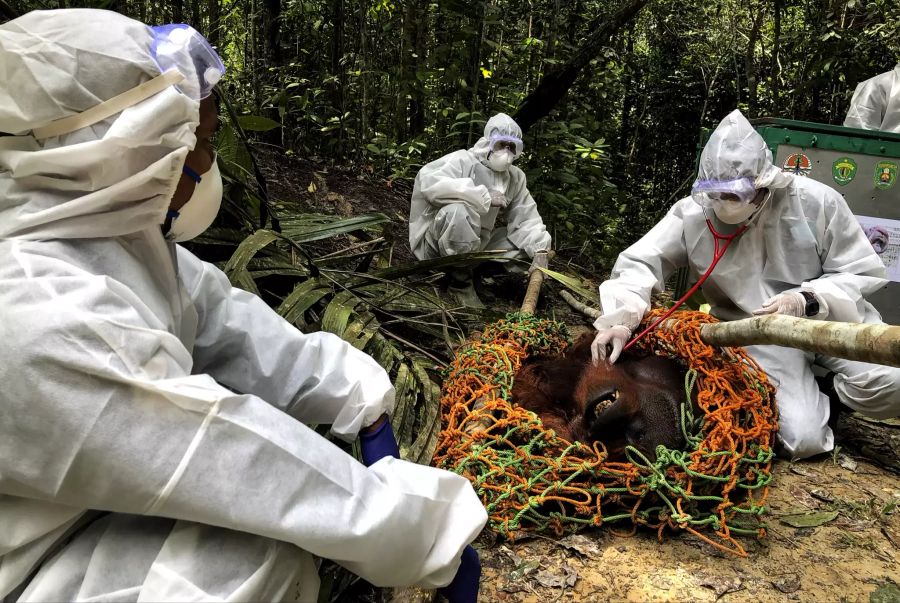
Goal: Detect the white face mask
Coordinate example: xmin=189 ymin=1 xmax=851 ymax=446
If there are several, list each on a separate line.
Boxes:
xmin=713 ymin=199 xmax=758 ymax=224
xmin=165 ymin=157 xmax=223 ymax=242
xmin=487 ymin=150 xmax=514 ymax=172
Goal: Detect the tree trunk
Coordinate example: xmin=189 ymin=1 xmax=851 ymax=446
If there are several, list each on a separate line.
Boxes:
xmin=547 ymin=0 xmax=561 ymax=63
xmin=359 ymin=2 xmax=368 ymax=152
xmin=249 ymin=0 xmax=261 ymax=109
xmin=513 ymin=0 xmax=651 ymax=132
xmin=263 ymin=0 xmax=282 ymax=65
xmin=172 ymin=0 xmax=184 ymax=23
xmin=191 ymin=0 xmax=200 ymax=27
xmin=835 ymin=414 xmax=900 ymax=474
xmin=465 ymin=0 xmax=486 ymax=146
xmin=396 ymin=0 xmax=417 ymax=140
xmin=207 ymin=0 xmax=220 ymax=46
xmin=331 ymin=0 xmax=345 ymax=149
xmin=409 ymin=0 xmax=427 ymax=137
xmin=771 ymin=0 xmax=782 ymax=109
xmin=616 ymin=22 xmax=635 ymax=176
xmin=745 ymin=2 xmax=766 ymax=114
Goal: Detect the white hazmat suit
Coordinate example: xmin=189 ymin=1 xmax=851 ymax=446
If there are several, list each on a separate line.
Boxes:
xmin=844 ymin=63 xmax=900 ymax=133
xmin=409 ymin=114 xmax=551 ymax=262
xmin=0 ymin=10 xmax=487 ymax=602
xmin=594 ymin=110 xmax=900 ymax=460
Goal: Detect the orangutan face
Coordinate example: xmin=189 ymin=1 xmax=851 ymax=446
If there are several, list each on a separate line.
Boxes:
xmin=510 ymin=334 xmax=688 ymax=460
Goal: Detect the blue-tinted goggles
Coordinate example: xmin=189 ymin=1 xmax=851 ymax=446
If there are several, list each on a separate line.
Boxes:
xmin=690 ymin=177 xmax=756 ymax=207
xmin=149 ymin=24 xmax=225 ymax=101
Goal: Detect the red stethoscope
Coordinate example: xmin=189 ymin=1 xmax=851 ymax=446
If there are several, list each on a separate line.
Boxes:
xmin=622 ymin=216 xmax=749 ymax=353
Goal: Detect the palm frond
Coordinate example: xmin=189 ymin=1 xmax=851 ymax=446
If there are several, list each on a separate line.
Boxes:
xmin=280 ymin=213 xmax=390 ymax=243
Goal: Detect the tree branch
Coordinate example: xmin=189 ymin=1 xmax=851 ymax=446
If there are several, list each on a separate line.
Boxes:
xmin=560 ymin=289 xmax=601 ymax=321
xmin=513 ymin=0 xmax=652 ymax=132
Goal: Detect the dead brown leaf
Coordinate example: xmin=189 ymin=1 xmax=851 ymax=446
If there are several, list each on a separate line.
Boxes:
xmin=697 ymin=574 xmax=743 ymax=600
xmin=556 ymin=534 xmax=601 ymax=557
xmin=771 ymin=573 xmax=802 ymax=594
xmin=533 ymin=564 xmax=578 ymax=589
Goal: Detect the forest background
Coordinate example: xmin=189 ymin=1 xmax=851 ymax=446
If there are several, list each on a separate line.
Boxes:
xmin=6 ymin=0 xmax=899 ymax=270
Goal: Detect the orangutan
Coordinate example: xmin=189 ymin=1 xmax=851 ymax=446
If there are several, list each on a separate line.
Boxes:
xmin=510 ymin=333 xmax=689 ymax=460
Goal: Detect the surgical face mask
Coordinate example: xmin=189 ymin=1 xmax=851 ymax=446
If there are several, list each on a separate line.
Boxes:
xmin=488 ymin=150 xmax=514 ymax=172
xmin=712 ymin=199 xmax=758 ymax=224
xmin=165 ymin=157 xmax=223 ymax=242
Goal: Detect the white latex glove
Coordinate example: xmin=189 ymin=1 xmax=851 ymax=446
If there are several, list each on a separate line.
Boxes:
xmin=489 ymin=189 xmax=508 ymax=208
xmin=527 ymin=250 xmax=549 ymax=277
xmin=590 ymin=326 xmax=631 ymax=365
xmin=752 ymin=291 xmax=806 ymax=317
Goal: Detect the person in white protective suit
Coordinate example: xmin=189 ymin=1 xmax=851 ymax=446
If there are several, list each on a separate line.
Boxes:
xmin=408 ymin=113 xmax=552 ymax=307
xmin=590 ymin=109 xmax=900 ymax=461
xmin=0 ymin=9 xmax=487 ymax=603
xmin=844 ymin=63 xmax=900 ymax=132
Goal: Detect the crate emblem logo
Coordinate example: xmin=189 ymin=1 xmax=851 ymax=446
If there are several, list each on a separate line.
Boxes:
xmin=831 ymin=157 xmax=857 ymax=186
xmin=782 ymin=153 xmax=811 ymax=176
xmin=874 ymin=161 xmax=897 ymax=190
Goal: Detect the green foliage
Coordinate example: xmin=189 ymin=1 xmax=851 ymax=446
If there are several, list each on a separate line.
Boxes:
xmin=9 ymin=0 xmax=897 ymax=274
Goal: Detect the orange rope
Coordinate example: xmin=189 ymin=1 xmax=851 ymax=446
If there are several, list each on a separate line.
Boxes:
xmin=432 ymin=310 xmax=778 ymax=555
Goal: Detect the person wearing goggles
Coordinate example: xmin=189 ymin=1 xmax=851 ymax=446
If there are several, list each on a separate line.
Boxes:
xmin=409 ymin=113 xmax=552 ymax=307
xmin=0 ymin=9 xmax=485 ymax=603
xmin=589 ymin=109 xmax=900 ymax=461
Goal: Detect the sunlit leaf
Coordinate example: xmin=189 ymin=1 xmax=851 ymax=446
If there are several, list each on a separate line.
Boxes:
xmin=237 ymin=115 xmax=281 ymax=132
xmin=537 ymin=267 xmax=597 ymax=303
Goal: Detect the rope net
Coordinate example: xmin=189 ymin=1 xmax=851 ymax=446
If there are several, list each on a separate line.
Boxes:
xmin=432 ymin=309 xmax=778 ymax=556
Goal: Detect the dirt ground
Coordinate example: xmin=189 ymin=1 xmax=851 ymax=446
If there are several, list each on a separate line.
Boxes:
xmin=473 ymin=453 xmax=900 ymax=603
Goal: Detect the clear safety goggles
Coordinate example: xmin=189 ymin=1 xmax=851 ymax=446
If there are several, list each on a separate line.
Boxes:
xmin=489 ymin=133 xmax=523 ymax=157
xmin=690 ymin=177 xmax=757 ymax=208
xmin=32 ymin=24 xmax=224 ymax=140
xmin=150 ymin=24 xmax=225 ymax=101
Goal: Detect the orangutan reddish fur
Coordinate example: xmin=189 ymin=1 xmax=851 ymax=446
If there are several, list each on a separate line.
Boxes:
xmin=510 ymin=333 xmax=688 ymax=459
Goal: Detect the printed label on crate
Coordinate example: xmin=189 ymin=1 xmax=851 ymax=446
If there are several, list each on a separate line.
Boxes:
xmin=873 ymin=161 xmax=897 ymax=190
xmin=831 ymin=157 xmax=857 ymax=186
xmin=782 ymin=153 xmax=811 ymax=176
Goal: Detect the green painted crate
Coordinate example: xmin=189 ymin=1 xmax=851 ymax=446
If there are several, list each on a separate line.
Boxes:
xmin=675 ymin=118 xmax=900 ymax=325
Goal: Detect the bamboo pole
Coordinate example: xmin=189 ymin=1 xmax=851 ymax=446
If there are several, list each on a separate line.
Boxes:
xmin=520 ymin=252 xmax=554 ymax=314
xmin=694 ymin=315 xmax=900 ymax=368
xmin=558 ymin=292 xmax=900 ymax=368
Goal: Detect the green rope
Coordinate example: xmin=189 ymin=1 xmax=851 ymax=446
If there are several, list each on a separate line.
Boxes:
xmin=437 ymin=312 xmax=773 ymax=544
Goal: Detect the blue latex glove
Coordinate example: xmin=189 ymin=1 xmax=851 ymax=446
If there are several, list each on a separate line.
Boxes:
xmin=358 ymin=416 xmax=400 ymax=466
xmin=438 ymin=545 xmax=481 ymax=603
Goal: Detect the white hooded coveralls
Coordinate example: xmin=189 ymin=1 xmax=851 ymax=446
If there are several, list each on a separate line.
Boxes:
xmin=0 ymin=9 xmax=487 ymax=602
xmin=844 ymin=63 xmax=900 ymax=133
xmin=409 ymin=113 xmax=552 ymax=261
xmin=594 ymin=110 xmax=900 ymax=460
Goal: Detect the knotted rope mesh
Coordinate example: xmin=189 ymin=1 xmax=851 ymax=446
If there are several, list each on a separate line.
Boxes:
xmin=432 ymin=309 xmax=778 ymax=556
